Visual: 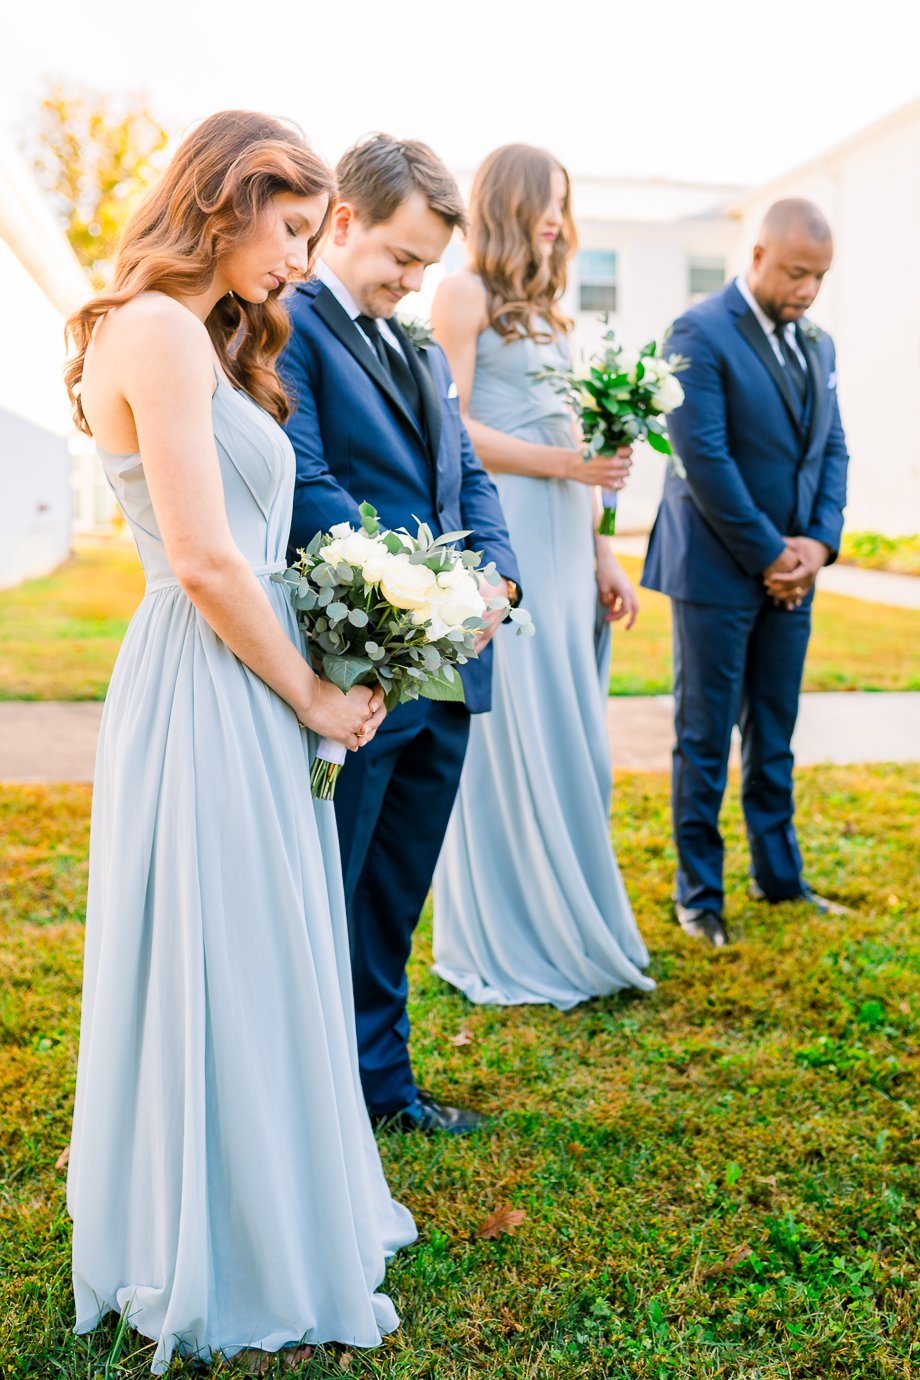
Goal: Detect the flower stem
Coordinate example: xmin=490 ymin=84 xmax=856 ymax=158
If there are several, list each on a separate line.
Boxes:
xmin=310 ymin=757 xmax=342 ymax=800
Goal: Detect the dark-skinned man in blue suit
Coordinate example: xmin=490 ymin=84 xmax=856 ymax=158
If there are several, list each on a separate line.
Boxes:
xmin=281 ymin=136 xmax=521 ymax=1131
xmin=643 ymin=199 xmax=849 ymax=948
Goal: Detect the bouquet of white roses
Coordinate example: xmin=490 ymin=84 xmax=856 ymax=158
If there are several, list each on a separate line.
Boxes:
xmin=275 ymin=503 xmax=534 ymax=798
xmin=536 ymin=326 xmax=689 ymax=535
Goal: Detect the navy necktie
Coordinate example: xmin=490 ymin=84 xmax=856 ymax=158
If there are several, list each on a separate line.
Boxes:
xmin=356 ymin=315 xmax=422 ymax=424
xmin=775 ymin=326 xmax=808 ymax=407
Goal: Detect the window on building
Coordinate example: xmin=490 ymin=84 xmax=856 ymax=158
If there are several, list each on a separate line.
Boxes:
xmin=578 ymin=249 xmax=618 ymax=313
xmin=688 ymin=255 xmax=726 ymax=300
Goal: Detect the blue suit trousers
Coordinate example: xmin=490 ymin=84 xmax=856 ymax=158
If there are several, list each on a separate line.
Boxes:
xmin=671 ymin=596 xmax=812 ymax=914
xmin=331 ymin=697 xmax=471 ymax=1115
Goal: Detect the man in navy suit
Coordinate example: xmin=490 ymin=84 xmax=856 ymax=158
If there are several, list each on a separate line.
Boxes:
xmin=643 ymin=199 xmax=849 ymax=947
xmin=281 ymin=135 xmax=521 ymax=1130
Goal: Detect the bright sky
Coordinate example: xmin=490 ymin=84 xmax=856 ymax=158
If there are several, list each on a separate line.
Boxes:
xmin=4 ymin=0 xmax=919 ymax=187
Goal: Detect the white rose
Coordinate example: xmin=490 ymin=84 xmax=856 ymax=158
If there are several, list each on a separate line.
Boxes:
xmin=321 ymin=537 xmax=346 ymax=566
xmin=616 ymin=347 xmax=640 ymax=381
xmin=651 ymin=374 xmax=685 ymax=414
xmin=379 ymin=554 xmax=439 ymax=610
xmin=415 ymin=568 xmax=486 ymax=639
xmin=360 ymin=543 xmax=393 ymax=585
xmin=329 ymin=522 xmax=354 ymax=539
xmin=335 ymin=531 xmax=374 ymax=565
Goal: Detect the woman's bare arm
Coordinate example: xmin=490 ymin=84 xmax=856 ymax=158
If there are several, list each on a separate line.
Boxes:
xmin=88 ymin=297 xmax=379 ymax=747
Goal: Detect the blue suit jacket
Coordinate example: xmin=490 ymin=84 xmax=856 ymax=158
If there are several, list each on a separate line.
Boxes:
xmin=279 ymin=279 xmax=521 ymax=713
xmin=642 ymin=281 xmax=849 ymax=607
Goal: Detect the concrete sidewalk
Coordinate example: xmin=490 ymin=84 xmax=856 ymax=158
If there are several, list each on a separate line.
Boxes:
xmin=2 ymin=694 xmax=917 ymax=784
xmin=611 ymin=536 xmax=920 ymax=609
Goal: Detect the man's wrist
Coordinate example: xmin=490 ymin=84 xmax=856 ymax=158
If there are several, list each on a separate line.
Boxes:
xmin=503 ymin=577 xmax=520 ymax=608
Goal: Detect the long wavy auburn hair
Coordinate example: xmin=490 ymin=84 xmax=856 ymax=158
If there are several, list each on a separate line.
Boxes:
xmin=468 ymin=144 xmax=576 ymax=343
xmin=64 ymin=110 xmax=336 ymax=435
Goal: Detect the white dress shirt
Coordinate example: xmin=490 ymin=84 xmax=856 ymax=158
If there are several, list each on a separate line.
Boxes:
xmin=735 ymin=275 xmax=807 ymax=372
xmin=314 ymin=260 xmax=406 ymax=361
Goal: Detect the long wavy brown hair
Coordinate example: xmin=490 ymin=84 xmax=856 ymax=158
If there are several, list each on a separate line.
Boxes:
xmin=468 ymin=144 xmax=576 ymax=343
xmin=65 ymin=110 xmax=336 ymax=435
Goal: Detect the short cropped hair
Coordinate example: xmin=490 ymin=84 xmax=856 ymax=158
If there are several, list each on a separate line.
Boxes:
xmin=336 ymin=133 xmax=467 ymax=232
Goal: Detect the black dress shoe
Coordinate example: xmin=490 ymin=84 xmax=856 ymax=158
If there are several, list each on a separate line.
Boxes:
xmin=748 ymin=880 xmax=848 ymax=915
xmin=674 ymin=902 xmax=729 ymax=948
xmin=370 ymin=1089 xmax=491 ymax=1135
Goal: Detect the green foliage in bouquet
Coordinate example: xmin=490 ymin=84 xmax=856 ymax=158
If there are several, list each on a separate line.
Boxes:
xmin=538 ymin=325 xmax=690 ymax=469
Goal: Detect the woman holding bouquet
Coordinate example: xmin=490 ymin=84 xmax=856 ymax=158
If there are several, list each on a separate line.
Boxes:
xmin=432 ymin=144 xmax=654 ymax=1007
xmin=64 ymin=111 xmax=414 ymax=1373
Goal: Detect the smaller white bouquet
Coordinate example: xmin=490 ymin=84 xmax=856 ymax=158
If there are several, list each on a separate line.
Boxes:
xmin=275 ymin=504 xmax=533 ymax=797
xmin=535 ymin=325 xmax=689 ymax=534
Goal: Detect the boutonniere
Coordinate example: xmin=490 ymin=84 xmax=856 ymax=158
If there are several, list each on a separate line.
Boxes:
xmin=800 ymin=318 xmax=824 ymax=344
xmin=398 ymin=317 xmax=435 ymax=351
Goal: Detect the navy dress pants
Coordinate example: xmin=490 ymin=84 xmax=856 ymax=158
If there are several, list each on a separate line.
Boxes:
xmin=671 ymin=595 xmax=812 ymax=915
xmin=331 ymin=696 xmax=471 ymax=1116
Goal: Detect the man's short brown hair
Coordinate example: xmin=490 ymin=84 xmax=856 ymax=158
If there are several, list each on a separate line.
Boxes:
xmin=336 ymin=134 xmax=467 ymax=233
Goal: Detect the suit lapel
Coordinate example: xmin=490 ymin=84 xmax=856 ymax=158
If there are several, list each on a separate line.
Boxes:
xmin=735 ymin=309 xmax=803 ymax=432
xmin=312 ymin=286 xmax=423 ymax=443
xmin=800 ymin=328 xmax=827 ymax=456
xmin=389 ymin=318 xmax=442 ymax=462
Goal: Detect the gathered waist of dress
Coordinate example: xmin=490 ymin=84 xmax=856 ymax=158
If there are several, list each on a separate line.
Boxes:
xmin=145 ymin=559 xmax=288 ymax=594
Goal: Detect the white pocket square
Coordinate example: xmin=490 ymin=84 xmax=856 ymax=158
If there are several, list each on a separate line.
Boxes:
xmin=827 ymin=371 xmax=837 ymax=389
xmin=447 ymin=382 xmax=459 ymax=399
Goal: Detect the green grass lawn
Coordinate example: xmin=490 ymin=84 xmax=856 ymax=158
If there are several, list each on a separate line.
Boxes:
xmin=2 ymin=765 xmax=918 ymax=1378
xmin=1 ymin=546 xmax=918 ymax=701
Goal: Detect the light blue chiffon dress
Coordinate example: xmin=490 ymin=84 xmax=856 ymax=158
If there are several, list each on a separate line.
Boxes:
xmin=432 ymin=325 xmax=654 ymax=1007
xmin=67 ymin=374 xmax=416 ymax=1373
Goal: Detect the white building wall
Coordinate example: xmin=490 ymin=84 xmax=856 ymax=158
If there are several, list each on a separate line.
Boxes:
xmin=0 ymin=130 xmax=92 ymax=586
xmin=0 ymin=234 xmax=74 ymax=589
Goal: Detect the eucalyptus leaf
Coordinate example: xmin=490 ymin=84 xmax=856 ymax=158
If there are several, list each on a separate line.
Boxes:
xmin=321 ymin=653 xmax=375 ymax=692
xmin=347 ymin=608 xmax=369 ymax=627
xmin=418 ymin=667 xmax=466 ymax=703
xmin=431 ymin=529 xmax=472 ymax=547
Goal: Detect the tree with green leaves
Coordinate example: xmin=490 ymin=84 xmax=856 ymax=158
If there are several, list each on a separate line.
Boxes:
xmin=23 ymin=82 xmax=171 ymax=287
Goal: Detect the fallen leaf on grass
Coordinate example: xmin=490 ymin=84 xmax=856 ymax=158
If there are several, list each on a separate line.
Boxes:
xmin=699 ymin=1242 xmax=753 ymax=1279
xmin=55 ymin=1145 xmax=70 ymax=1170
xmin=338 ymin=1352 xmax=352 ymax=1370
xmin=476 ymin=1205 xmax=527 ymax=1240
xmin=448 ymin=1028 xmax=475 ymax=1047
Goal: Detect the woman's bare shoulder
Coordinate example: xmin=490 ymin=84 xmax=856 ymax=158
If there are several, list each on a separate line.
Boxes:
xmin=433 ymin=271 xmax=488 ymax=330
xmin=437 ymin=271 xmax=487 ymax=306
xmin=94 ymin=293 xmax=210 ymax=359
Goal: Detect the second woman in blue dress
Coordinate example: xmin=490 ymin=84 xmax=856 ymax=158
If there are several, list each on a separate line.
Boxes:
xmin=432 ymin=144 xmax=654 ymax=1007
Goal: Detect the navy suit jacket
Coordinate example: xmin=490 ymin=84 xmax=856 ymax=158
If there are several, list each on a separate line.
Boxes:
xmin=279 ymin=279 xmax=520 ymax=713
xmin=642 ymin=280 xmax=849 ymax=607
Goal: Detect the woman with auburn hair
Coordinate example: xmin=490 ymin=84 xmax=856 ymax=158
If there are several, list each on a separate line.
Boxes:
xmin=65 ymin=110 xmax=414 ymax=1374
xmin=431 ymin=143 xmax=654 ymax=1008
